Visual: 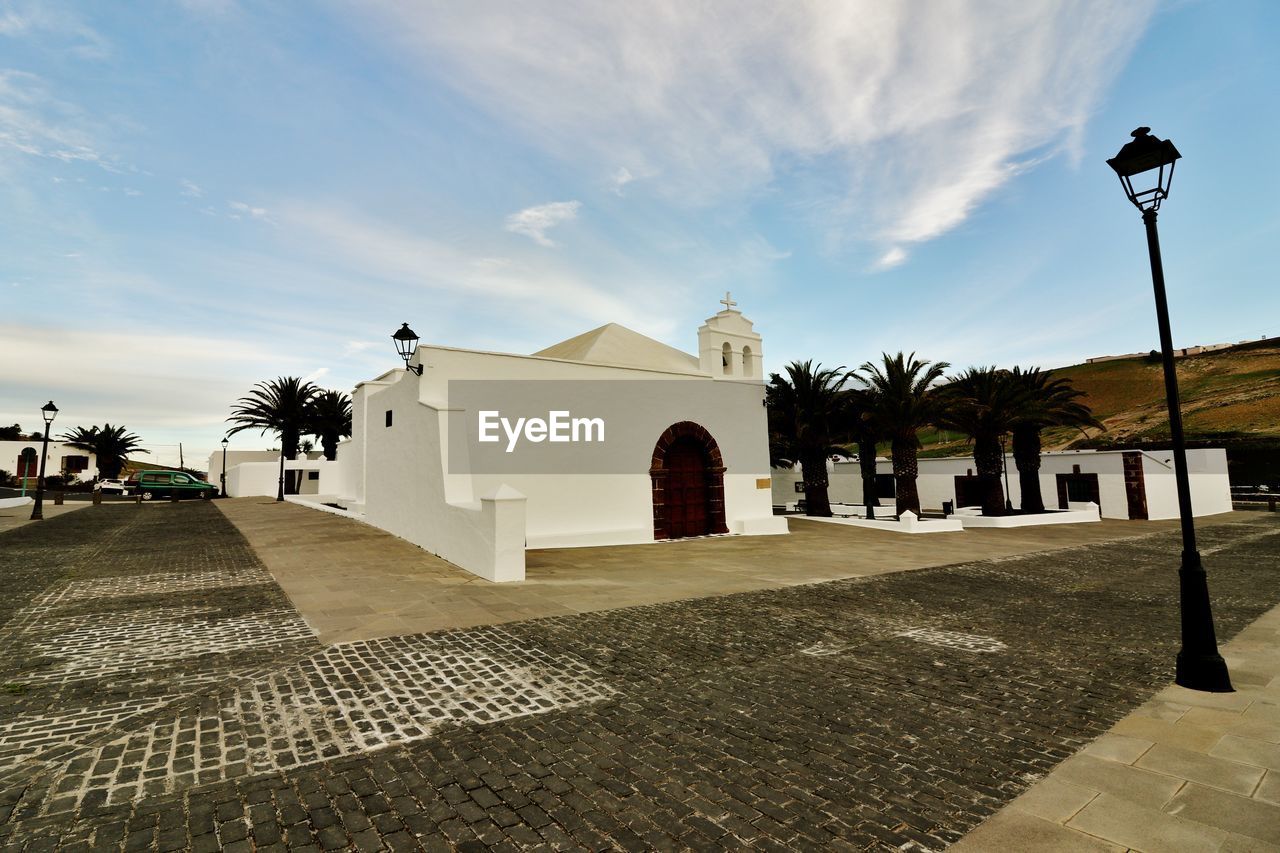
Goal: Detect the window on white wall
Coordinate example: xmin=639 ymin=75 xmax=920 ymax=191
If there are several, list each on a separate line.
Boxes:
xmin=721 ymin=341 xmax=732 ymax=375
xmin=742 ymin=345 xmax=754 ymax=377
xmin=385 ymin=409 xmax=393 ymax=427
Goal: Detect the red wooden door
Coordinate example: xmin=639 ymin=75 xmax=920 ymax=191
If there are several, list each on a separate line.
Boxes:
xmin=666 ymin=438 xmax=709 ymax=539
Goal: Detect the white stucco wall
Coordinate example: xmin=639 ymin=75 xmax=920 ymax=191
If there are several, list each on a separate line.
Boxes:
xmin=356 ymin=370 xmax=526 ymax=581
xmin=1139 ymin=448 xmax=1233 ymax=519
xmin=769 ymin=448 xmax=1232 ymax=521
xmin=1 ymin=440 xmax=98 ymax=482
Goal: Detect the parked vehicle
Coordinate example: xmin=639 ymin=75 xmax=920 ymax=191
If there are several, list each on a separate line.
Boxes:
xmin=97 ymin=479 xmax=128 ymax=494
xmin=131 ymin=470 xmax=217 ymax=500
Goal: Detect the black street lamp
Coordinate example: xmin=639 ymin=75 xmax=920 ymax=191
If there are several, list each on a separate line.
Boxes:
xmin=392 ymin=323 xmax=424 ymax=375
xmin=1107 ymin=126 xmax=1232 ymax=693
xmin=29 ymin=401 xmax=58 ymax=521
xmin=277 ymin=449 xmax=286 ymax=503
xmin=220 ymin=436 xmax=229 ymax=498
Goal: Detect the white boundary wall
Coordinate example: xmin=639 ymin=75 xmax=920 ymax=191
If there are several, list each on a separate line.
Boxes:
xmin=769 ymin=448 xmax=1232 ymax=521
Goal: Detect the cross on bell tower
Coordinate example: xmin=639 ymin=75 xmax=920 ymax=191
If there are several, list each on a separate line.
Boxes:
xmin=719 ymin=291 xmax=738 ymax=312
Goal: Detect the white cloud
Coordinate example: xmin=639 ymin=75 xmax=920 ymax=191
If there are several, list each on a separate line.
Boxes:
xmin=181 ymin=179 xmax=203 ymax=197
xmin=277 ymin=201 xmax=669 ymax=333
xmin=504 ymin=200 xmax=581 ymax=247
xmin=302 ymin=367 xmax=330 ymax=383
xmin=228 ymin=199 xmax=275 ymax=224
xmin=874 ymin=246 xmax=907 ymax=270
xmin=0 ymin=70 xmax=112 ymax=169
xmin=123 ymin=187 xmax=142 ymax=197
xmin=355 ymin=1 xmax=1154 ymax=255
xmin=609 ymin=166 xmax=635 ymax=195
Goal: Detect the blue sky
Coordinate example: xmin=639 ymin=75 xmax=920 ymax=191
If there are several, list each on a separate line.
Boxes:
xmin=2 ymin=0 xmax=1278 ymax=467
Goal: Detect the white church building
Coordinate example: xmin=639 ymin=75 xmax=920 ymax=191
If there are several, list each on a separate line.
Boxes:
xmin=221 ymin=299 xmax=787 ymax=581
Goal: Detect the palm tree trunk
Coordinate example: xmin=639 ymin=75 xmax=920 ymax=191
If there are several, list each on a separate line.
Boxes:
xmin=800 ymin=451 xmax=832 ymax=517
xmin=1013 ymin=425 xmax=1045 ymax=512
xmin=322 ymin=433 xmax=338 ymax=461
xmin=973 ymin=434 xmax=1006 ymax=516
xmin=891 ymin=436 xmax=920 ymax=515
xmin=857 ymin=436 xmax=879 ymax=507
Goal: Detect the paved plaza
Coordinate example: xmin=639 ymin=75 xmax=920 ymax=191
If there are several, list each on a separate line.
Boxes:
xmin=0 ymin=503 xmax=1277 ymax=851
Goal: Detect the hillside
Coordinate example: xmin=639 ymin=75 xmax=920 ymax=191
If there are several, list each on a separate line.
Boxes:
xmin=918 ymin=339 xmax=1280 ymax=463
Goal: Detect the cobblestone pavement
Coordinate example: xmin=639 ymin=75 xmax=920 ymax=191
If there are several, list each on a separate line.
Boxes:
xmin=1 ymin=505 xmax=1278 ymax=851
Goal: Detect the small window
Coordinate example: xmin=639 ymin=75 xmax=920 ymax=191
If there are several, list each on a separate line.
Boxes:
xmin=174 ymin=474 xmax=191 ymax=484
xmin=307 ymin=471 xmax=320 ymax=481
xmin=385 ymin=409 xmax=393 ymax=427
xmin=721 ymin=341 xmax=732 ymax=375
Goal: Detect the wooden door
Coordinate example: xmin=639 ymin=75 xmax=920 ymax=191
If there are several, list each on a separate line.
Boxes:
xmin=1122 ymin=452 xmax=1149 ymax=520
xmin=666 ymin=437 xmax=710 ymax=539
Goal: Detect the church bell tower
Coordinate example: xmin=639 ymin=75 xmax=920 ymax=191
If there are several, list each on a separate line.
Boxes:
xmin=698 ymin=292 xmax=763 ymax=380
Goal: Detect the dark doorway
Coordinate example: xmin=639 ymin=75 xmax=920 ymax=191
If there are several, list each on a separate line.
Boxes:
xmin=650 ymin=421 xmax=729 ymax=540
xmin=665 ymin=437 xmax=711 ymax=539
xmin=954 ymin=475 xmax=983 ymax=508
xmin=1056 ymin=472 xmax=1101 ymax=508
xmin=874 ymin=474 xmax=896 ymax=500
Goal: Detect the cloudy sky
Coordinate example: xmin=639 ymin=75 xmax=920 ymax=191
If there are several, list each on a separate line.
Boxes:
xmin=2 ymin=0 xmax=1278 ymax=467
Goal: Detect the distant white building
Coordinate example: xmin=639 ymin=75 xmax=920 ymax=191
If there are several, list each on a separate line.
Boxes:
xmin=222 ymin=299 xmax=786 ymax=581
xmin=771 ymin=448 xmax=1233 ymax=520
xmin=0 ymin=440 xmax=97 ymax=487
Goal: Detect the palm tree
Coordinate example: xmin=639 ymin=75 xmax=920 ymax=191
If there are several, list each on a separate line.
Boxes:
xmin=766 ymin=360 xmax=851 ymax=517
xmin=935 ymin=368 xmax=1029 ymax=516
xmin=226 ymin=377 xmax=318 ymax=494
xmin=858 ymin=352 xmax=950 ymax=515
xmin=61 ymin=424 xmax=149 ymax=480
xmin=843 ymin=386 xmax=883 ymax=513
xmin=307 ymin=390 xmax=353 ymax=461
xmin=1008 ymin=367 xmax=1104 ymax=512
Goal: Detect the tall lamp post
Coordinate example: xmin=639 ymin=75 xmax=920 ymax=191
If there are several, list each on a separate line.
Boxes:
xmin=29 ymin=401 xmax=58 ymax=521
xmin=220 ymin=437 xmax=229 ymax=498
xmin=1107 ymin=127 xmax=1232 ymax=693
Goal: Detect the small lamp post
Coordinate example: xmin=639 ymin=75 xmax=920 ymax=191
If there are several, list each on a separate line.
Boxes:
xmin=1107 ymin=126 xmax=1232 ymax=693
xmin=29 ymin=401 xmax=58 ymax=521
xmin=220 ymin=436 xmax=229 ymax=498
xmin=392 ymin=323 xmax=424 ymax=375
xmin=276 ymin=448 xmax=285 ymax=503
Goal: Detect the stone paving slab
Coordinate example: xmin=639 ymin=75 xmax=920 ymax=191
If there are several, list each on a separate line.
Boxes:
xmin=217 ymin=496 xmax=1207 ymax=645
xmin=953 ymin=572 xmax=1280 ymax=852
xmin=1 ymin=507 xmax=1279 ymax=850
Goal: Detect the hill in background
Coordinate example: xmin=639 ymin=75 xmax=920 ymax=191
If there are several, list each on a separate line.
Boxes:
xmin=918 ymin=338 xmax=1280 ymax=484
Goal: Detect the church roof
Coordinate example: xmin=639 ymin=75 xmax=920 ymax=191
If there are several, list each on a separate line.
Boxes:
xmin=533 ymin=323 xmax=700 ymax=373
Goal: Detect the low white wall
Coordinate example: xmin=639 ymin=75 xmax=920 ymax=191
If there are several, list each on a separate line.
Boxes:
xmin=359 ymin=372 xmax=526 ymax=582
xmin=1140 ymin=449 xmax=1233 ymax=519
xmin=771 ymin=448 xmax=1232 ymax=521
xmin=0 ymin=496 xmax=34 ymax=509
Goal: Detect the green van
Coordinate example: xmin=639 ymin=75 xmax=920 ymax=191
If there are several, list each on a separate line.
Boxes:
xmin=132 ymin=470 xmax=217 ymax=500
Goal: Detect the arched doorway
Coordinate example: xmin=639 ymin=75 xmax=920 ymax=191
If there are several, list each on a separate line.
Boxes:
xmin=650 ymin=422 xmax=729 ymax=540
xmin=16 ymin=447 xmax=37 ymax=488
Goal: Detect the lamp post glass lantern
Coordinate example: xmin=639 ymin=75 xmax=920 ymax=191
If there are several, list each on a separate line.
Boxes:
xmin=220 ymin=437 xmax=229 ymax=498
xmin=392 ymin=323 xmax=424 ymax=375
xmin=29 ymin=401 xmax=58 ymax=521
xmin=1107 ymin=126 xmax=1232 ymax=693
